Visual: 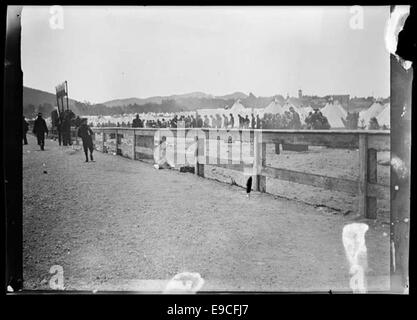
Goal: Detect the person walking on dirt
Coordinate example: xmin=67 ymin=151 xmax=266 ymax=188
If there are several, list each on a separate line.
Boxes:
xmin=77 ymin=118 xmax=95 ymax=162
xmin=23 ymin=116 xmax=29 ymax=145
xmin=32 ymin=112 xmax=48 ymax=150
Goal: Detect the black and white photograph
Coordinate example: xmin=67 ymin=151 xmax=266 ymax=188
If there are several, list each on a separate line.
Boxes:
xmin=3 ymin=5 xmax=413 ymax=295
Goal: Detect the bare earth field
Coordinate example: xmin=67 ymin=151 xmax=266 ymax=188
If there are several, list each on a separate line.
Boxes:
xmin=23 ymin=134 xmax=390 ymax=292
xmin=202 ymin=143 xmax=390 ymax=223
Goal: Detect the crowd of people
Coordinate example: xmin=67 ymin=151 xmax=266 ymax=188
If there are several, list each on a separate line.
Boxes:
xmin=304 ymin=110 xmax=331 ymax=130
xmin=24 ymin=112 xmax=96 ymax=163
xmin=96 ymin=107 xmax=326 ymax=130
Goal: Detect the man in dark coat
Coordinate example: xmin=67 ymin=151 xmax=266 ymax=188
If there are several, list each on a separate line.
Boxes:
xmin=23 ymin=116 xmax=29 ymax=145
xmin=132 ymin=114 xmax=143 ymax=128
xmin=32 ymin=112 xmax=48 ymax=150
xmin=196 ymin=115 xmax=203 ymax=128
xmin=77 ymin=118 xmax=95 ymax=162
xmin=229 ymin=113 xmax=234 ymax=128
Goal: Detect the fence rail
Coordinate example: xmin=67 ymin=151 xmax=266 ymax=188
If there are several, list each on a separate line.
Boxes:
xmin=88 ymin=127 xmax=389 ymax=219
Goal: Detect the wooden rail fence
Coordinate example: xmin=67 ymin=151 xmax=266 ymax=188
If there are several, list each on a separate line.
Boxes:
xmin=88 ymin=128 xmax=390 ymax=219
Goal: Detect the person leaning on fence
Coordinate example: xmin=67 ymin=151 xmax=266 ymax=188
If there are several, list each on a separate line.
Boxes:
xmin=78 ymin=118 xmax=95 ymax=162
xmin=23 ymin=116 xmax=29 ymax=145
xmin=33 ymin=112 xmax=48 ymax=150
xmin=132 ymin=114 xmax=142 ymax=128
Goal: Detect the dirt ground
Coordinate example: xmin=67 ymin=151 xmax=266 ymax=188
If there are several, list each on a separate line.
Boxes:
xmin=202 ymin=143 xmax=390 ymax=223
xmin=23 ymin=134 xmax=390 ymax=292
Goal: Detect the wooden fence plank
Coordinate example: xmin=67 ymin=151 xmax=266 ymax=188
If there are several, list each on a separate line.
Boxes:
xmin=261 ymin=166 xmax=359 ymax=195
xmin=358 ymin=134 xmax=367 ymax=218
xmin=367 ymin=148 xmax=378 ymax=219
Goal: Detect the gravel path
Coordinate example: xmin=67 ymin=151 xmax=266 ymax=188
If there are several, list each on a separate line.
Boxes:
xmin=23 ymin=134 xmax=390 ymax=292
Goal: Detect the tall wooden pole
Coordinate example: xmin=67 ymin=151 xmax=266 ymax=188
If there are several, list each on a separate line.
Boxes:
xmin=65 ymin=80 xmax=69 ymax=111
xmin=4 ymin=5 xmax=23 ymax=291
xmin=390 ymin=7 xmax=413 ymax=292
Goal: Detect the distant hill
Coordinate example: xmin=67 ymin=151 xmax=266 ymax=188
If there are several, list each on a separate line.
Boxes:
xmin=24 ymin=85 xmax=385 ymax=118
xmin=102 ymin=92 xmax=214 ymax=107
xmin=23 ymin=86 xmax=58 ymax=107
xmin=23 ymin=86 xmax=81 ymax=118
xmin=215 ymin=92 xmax=248 ymax=100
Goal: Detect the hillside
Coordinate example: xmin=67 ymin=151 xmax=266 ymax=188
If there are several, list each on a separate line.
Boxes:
xmin=23 ymin=86 xmax=386 ymax=118
xmin=23 ymin=86 xmax=81 ymax=118
xmin=102 ymin=92 xmax=214 ymax=107
xmin=215 ymin=91 xmax=248 ymax=100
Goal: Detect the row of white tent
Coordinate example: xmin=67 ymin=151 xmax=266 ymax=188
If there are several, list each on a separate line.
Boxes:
xmin=82 ymin=99 xmax=390 ymax=129
xmin=359 ymin=102 xmax=390 ymax=128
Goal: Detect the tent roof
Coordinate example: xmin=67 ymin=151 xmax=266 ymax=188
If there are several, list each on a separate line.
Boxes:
xmin=359 ymin=102 xmax=385 ymax=126
xmin=321 ymin=102 xmax=346 ymax=128
xmin=263 ymin=100 xmax=283 ymax=114
xmin=376 ymin=104 xmax=390 ymax=127
xmin=229 ymin=99 xmax=246 ymax=113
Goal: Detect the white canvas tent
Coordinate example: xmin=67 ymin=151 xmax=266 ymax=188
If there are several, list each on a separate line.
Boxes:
xmin=359 ymin=102 xmax=385 ymax=127
xmin=229 ymin=99 xmax=247 ymax=113
xmin=376 ymin=103 xmax=390 ymax=128
xmin=296 ymin=105 xmax=315 ymax=123
xmin=263 ymin=99 xmax=284 ymax=114
xmin=321 ymin=102 xmax=347 ymax=128
xmin=262 ymin=99 xmax=294 ymax=114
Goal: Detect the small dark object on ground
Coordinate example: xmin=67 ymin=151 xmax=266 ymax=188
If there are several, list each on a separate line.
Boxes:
xmin=43 ymin=170 xmax=47 ymax=174
xmin=179 ymin=166 xmax=195 ymax=174
xmin=282 ymin=143 xmax=308 ymax=152
xmin=246 ymin=176 xmax=252 ymax=195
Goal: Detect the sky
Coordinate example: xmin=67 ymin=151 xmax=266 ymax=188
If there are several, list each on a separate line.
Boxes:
xmin=21 ymin=6 xmax=390 ymax=103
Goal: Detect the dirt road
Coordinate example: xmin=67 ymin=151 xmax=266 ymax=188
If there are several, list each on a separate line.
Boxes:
xmin=23 ymin=134 xmax=390 ymax=292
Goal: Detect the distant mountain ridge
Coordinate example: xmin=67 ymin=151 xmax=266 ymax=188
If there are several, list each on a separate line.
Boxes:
xmin=23 ymin=86 xmax=386 ymax=118
xmin=103 ymin=91 xmax=215 ymax=107
xmin=23 ymin=86 xmax=78 ymax=108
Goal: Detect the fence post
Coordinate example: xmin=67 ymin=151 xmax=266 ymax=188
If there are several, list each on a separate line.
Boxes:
xmin=132 ymin=129 xmax=136 ymax=160
xmin=217 ymin=135 xmax=221 ymax=165
xmin=239 ymin=130 xmax=243 ymax=165
xmin=368 ymin=148 xmax=377 ymax=219
xmin=228 ymin=134 xmax=233 ymax=165
xmin=194 ymin=132 xmax=199 ymax=175
xmin=115 ymin=129 xmax=118 ymax=155
xmin=275 ymin=142 xmax=280 ymax=154
xmin=358 ymin=133 xmax=377 ymax=219
xmin=197 ymin=133 xmax=205 ymax=177
xmin=173 ymin=129 xmax=177 ymax=167
xmin=253 ymin=131 xmax=266 ymax=192
xmin=205 ymin=129 xmax=210 ymax=169
xmin=102 ymin=129 xmax=105 ymax=152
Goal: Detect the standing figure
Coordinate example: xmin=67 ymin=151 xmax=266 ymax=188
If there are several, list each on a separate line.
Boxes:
xmin=23 ymin=116 xmax=29 ymax=145
xmin=61 ymin=110 xmax=74 ymax=146
xmin=56 ymin=119 xmax=63 ymax=146
xmin=229 ymin=114 xmax=234 ymax=129
xmin=256 ymin=114 xmax=261 ymax=129
xmin=132 ymin=114 xmax=141 ymax=128
xmin=244 ymin=115 xmax=250 ymax=129
xmin=196 ymin=115 xmax=203 ymax=128
xmin=33 ymin=112 xmax=48 ymax=150
xmin=203 ymin=115 xmax=210 ymax=128
xmin=77 ymin=118 xmax=95 ymax=162
xmin=222 ymin=114 xmax=229 ymax=128
xmin=251 ymin=114 xmax=256 ymax=129
xmin=216 ymin=114 xmax=222 ymax=128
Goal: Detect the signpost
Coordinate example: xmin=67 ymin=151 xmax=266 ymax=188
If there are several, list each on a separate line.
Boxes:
xmin=55 ymin=80 xmax=69 ymax=116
